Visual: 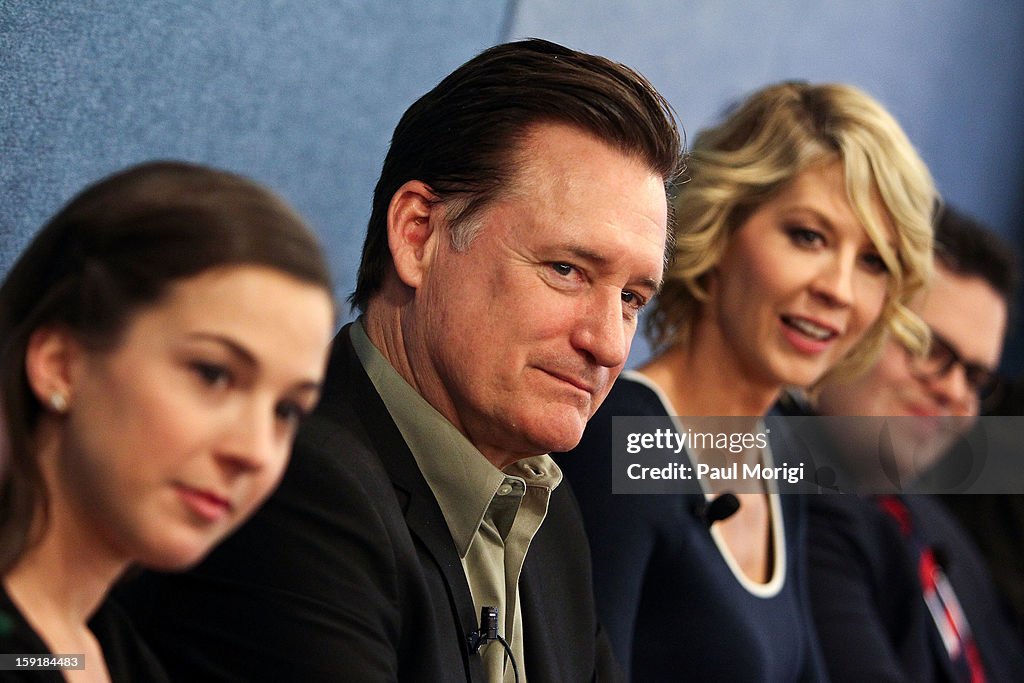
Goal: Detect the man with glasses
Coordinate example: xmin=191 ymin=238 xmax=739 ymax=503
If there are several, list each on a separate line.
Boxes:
xmin=917 ymin=331 xmax=1001 ymax=404
xmin=803 ymin=206 xmax=1024 ymax=682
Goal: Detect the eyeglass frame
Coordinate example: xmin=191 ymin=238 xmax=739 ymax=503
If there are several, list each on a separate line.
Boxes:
xmin=906 ymin=328 xmax=1002 ymax=399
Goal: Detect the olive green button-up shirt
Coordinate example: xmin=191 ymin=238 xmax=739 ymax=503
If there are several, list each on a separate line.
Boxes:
xmin=352 ymin=322 xmax=562 ymax=682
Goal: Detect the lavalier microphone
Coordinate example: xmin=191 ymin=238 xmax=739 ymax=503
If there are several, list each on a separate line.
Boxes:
xmin=695 ymin=492 xmax=741 ymax=527
xmin=467 ymin=606 xmax=499 ymax=653
xmin=466 ymin=606 xmax=520 ymax=683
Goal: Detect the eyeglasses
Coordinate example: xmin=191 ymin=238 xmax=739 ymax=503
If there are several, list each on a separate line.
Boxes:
xmin=909 ymin=329 xmax=1002 ymax=399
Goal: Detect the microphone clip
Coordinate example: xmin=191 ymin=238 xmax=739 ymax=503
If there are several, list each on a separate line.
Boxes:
xmin=465 ymin=605 xmax=522 ymax=683
xmin=467 ymin=606 xmax=499 ymax=653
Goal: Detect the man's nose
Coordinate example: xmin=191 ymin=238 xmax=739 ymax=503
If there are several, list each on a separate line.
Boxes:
xmin=572 ymin=291 xmax=628 ymax=368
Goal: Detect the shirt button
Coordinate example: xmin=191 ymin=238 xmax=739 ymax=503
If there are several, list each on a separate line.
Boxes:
xmin=498 ymin=483 xmax=514 ymax=496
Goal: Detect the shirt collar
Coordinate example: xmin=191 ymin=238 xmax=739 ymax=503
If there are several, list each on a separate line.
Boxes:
xmin=350 ymin=321 xmax=561 ymax=557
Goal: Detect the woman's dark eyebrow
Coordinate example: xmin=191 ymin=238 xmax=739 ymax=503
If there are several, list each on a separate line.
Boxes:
xmin=188 ymin=332 xmax=325 ymax=392
xmin=187 ymin=332 xmax=257 ymax=367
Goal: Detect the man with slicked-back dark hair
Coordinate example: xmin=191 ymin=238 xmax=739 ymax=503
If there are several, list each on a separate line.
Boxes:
xmin=122 ymin=38 xmax=682 ymax=682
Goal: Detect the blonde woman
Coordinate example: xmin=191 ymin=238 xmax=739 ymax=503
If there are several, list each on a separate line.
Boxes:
xmin=560 ymin=82 xmax=937 ymax=681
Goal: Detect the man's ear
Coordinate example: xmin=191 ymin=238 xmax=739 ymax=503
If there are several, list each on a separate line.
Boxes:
xmin=387 ymin=180 xmax=444 ymax=290
xmin=24 ymin=326 xmax=80 ymax=413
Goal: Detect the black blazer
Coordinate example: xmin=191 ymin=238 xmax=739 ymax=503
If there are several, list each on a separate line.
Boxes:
xmin=807 ymin=493 xmax=1024 ymax=683
xmin=121 ymin=325 xmax=620 ymax=682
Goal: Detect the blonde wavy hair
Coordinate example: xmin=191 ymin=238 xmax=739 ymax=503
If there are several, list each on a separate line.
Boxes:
xmin=647 ymin=81 xmax=938 ymax=382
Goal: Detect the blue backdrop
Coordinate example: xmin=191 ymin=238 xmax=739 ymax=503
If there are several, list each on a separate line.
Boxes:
xmin=3 ymin=1 xmax=1022 ymax=372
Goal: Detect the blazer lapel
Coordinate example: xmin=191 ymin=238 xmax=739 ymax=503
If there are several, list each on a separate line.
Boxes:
xmin=333 ymin=325 xmax=485 ymax=679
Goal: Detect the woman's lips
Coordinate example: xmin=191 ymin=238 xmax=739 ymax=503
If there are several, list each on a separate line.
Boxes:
xmin=780 ymin=314 xmax=840 ymax=354
xmin=175 ymin=484 xmax=233 ymax=523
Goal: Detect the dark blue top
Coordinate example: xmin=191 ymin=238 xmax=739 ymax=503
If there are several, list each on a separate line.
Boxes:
xmin=558 ymin=374 xmax=827 ymax=682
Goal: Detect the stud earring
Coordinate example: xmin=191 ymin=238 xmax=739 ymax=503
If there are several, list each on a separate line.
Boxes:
xmin=49 ymin=393 xmax=68 ymax=413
